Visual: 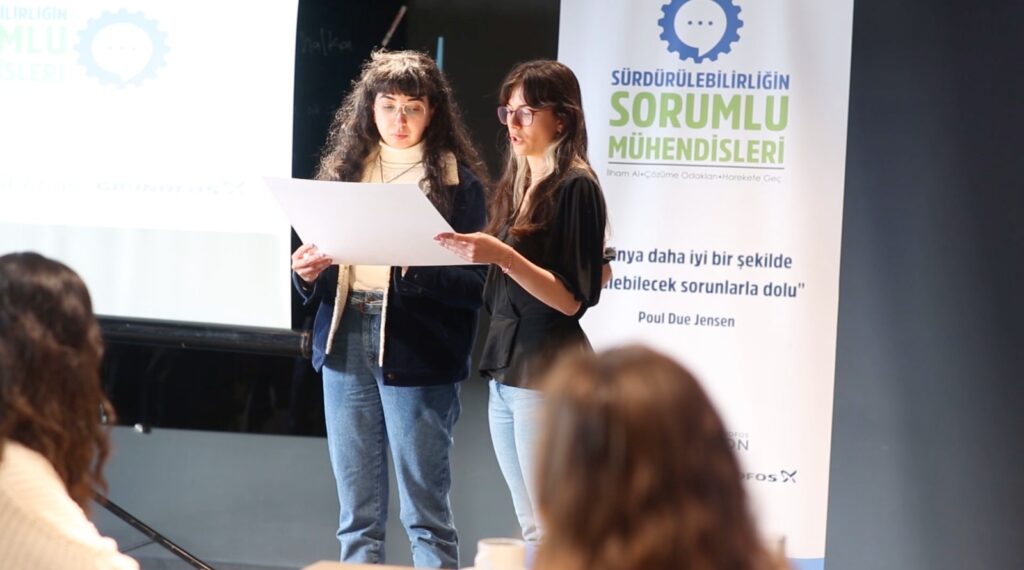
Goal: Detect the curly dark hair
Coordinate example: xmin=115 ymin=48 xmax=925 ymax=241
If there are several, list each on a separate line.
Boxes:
xmin=535 ymin=345 xmax=782 ymax=570
xmin=0 ymin=252 xmax=113 ymax=512
xmin=316 ymin=50 xmax=488 ymax=218
xmin=484 ymin=60 xmax=602 ymax=236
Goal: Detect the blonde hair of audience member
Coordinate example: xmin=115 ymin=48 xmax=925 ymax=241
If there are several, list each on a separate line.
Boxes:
xmin=0 ymin=252 xmax=114 ymax=510
xmin=535 ymin=345 xmax=784 ymax=570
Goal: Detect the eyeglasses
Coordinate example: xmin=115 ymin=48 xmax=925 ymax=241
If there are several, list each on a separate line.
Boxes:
xmin=497 ymin=105 xmax=545 ymax=126
xmin=376 ymin=102 xmax=428 ymax=120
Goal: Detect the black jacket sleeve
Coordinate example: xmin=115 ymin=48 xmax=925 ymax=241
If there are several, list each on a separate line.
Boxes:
xmin=292 ymin=265 xmax=338 ymax=306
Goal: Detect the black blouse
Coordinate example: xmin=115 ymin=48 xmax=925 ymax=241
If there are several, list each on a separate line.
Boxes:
xmin=479 ymin=170 xmax=607 ymax=388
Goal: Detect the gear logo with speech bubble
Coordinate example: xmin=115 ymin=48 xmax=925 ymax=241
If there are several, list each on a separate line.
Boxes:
xmin=76 ymin=10 xmax=168 ymax=87
xmin=658 ymin=0 xmax=743 ymax=63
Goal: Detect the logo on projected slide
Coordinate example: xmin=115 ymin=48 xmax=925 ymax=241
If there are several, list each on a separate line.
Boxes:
xmin=744 ymin=469 xmax=797 ymax=484
xmin=75 ymin=10 xmax=168 ymax=87
xmin=658 ymin=0 xmax=743 ymax=63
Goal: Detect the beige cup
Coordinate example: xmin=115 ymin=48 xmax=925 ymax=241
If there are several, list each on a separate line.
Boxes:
xmin=474 ymin=537 xmax=526 ymax=570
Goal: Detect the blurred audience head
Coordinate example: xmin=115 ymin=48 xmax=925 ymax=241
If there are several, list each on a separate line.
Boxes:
xmin=0 ymin=252 xmax=113 ymax=511
xmin=535 ymin=345 xmax=780 ymax=570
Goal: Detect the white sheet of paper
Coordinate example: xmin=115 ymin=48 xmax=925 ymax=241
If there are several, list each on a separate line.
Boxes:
xmin=264 ymin=177 xmax=475 ymax=266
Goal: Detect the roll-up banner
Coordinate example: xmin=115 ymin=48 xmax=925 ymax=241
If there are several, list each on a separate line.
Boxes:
xmin=559 ymin=2 xmax=854 ymax=568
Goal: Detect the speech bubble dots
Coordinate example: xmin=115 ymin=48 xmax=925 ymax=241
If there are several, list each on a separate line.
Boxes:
xmin=673 ymin=0 xmax=728 ymax=57
xmin=90 ymin=22 xmax=154 ymax=84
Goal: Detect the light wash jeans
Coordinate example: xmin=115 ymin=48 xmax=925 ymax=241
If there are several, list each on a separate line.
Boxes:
xmin=488 ymin=379 xmax=546 ymax=545
xmin=322 ymin=291 xmax=461 ymax=568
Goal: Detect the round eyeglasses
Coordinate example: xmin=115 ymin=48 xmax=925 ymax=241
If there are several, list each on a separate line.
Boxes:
xmin=376 ymin=102 xmax=428 ymax=120
xmin=497 ymin=105 xmax=544 ymax=126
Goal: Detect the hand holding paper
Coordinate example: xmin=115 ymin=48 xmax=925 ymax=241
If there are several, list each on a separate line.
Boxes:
xmin=291 ymin=243 xmax=333 ymax=285
xmin=434 ymin=232 xmax=512 ymax=265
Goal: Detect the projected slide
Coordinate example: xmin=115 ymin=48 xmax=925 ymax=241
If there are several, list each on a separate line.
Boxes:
xmin=0 ymin=2 xmax=297 ymax=328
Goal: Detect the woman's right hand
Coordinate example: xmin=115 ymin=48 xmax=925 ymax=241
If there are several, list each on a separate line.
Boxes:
xmin=292 ymin=243 xmax=333 ymax=286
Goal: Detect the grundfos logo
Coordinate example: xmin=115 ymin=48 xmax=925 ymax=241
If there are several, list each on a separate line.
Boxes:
xmin=658 ymin=0 xmax=743 ymax=63
xmin=743 ymin=469 xmax=797 ymax=484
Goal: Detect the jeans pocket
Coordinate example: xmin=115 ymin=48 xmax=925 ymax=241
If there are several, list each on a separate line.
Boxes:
xmin=362 ymin=313 xmax=383 ymax=365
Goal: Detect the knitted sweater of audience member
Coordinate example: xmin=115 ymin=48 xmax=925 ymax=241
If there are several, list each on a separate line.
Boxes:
xmin=0 ymin=439 xmax=138 ymax=569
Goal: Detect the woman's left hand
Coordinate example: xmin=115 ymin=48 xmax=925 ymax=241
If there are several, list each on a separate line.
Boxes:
xmin=435 ymin=232 xmax=511 ymax=265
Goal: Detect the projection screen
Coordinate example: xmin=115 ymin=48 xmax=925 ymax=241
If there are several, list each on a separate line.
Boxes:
xmin=0 ymin=1 xmax=298 ymax=329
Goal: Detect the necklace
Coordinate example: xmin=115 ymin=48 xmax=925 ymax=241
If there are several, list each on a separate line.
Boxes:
xmin=378 ymin=155 xmax=423 ymax=184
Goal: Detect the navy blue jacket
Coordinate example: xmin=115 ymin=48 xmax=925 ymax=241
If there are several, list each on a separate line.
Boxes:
xmin=293 ymin=164 xmax=487 ymax=387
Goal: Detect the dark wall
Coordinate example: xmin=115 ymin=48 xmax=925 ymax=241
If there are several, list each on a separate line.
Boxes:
xmin=292 ymin=0 xmax=407 ymax=181
xmin=403 ymin=0 xmax=561 ymax=175
xmin=827 ymin=1 xmax=1024 ymax=568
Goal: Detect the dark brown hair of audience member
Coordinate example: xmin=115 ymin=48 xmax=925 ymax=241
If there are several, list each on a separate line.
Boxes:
xmin=0 ymin=252 xmax=114 ymax=512
xmin=535 ymin=345 xmax=779 ymax=570
xmin=317 ymin=49 xmax=488 ymax=218
xmin=484 ymin=59 xmax=601 ymax=237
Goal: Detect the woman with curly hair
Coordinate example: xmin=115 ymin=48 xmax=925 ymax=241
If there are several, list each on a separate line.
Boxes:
xmin=534 ymin=345 xmax=786 ymax=570
xmin=290 ymin=50 xmax=488 ymax=568
xmin=0 ymin=252 xmax=137 ymax=569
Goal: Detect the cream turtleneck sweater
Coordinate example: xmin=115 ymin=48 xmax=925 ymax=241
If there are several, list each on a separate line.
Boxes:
xmin=0 ymin=440 xmax=139 ymax=569
xmin=351 ymin=140 xmax=457 ymax=292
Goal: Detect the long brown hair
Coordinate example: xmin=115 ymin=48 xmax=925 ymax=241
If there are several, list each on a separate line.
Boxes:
xmin=485 ymin=59 xmax=599 ymax=236
xmin=0 ymin=253 xmax=114 ymax=512
xmin=316 ymin=50 xmax=488 ymax=218
xmin=535 ymin=346 xmax=778 ymax=570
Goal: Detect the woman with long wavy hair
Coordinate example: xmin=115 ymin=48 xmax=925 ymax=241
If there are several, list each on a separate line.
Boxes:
xmin=290 ymin=50 xmax=488 ymax=568
xmin=0 ymin=252 xmax=137 ymax=569
xmin=437 ymin=60 xmax=608 ymax=544
xmin=534 ymin=345 xmax=785 ymax=570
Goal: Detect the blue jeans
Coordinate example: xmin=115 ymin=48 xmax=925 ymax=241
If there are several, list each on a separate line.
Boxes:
xmin=488 ymin=379 xmax=545 ymax=544
xmin=322 ymin=291 xmax=461 ymax=568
